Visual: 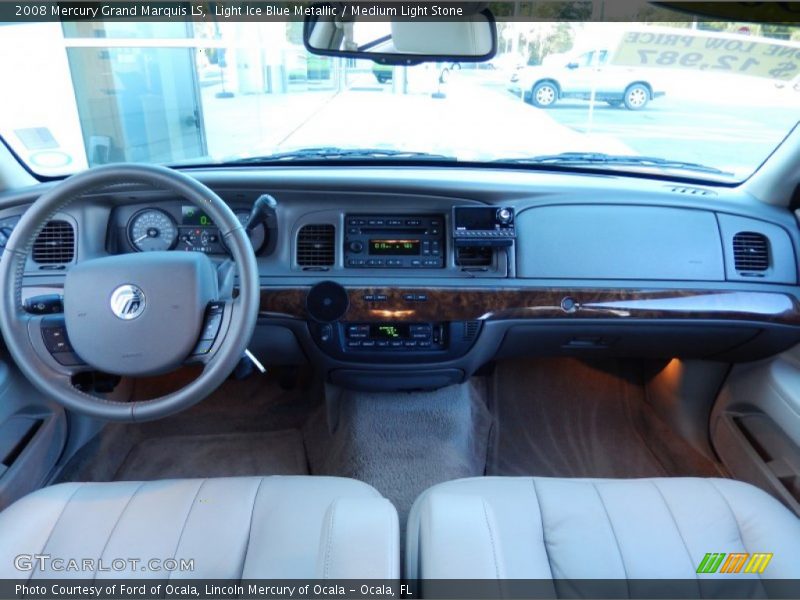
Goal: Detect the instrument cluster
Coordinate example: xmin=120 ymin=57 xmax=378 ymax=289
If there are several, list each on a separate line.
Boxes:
xmin=124 ymin=206 xmax=266 ymax=254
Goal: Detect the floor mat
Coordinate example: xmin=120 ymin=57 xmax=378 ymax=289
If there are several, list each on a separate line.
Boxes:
xmin=304 ymin=379 xmax=492 ymax=528
xmin=488 ymin=357 xmax=722 ymax=479
xmin=113 ymin=430 xmax=308 ymax=480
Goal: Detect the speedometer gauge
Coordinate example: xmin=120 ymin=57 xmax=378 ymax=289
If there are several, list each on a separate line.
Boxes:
xmin=128 ymin=209 xmax=178 ymax=252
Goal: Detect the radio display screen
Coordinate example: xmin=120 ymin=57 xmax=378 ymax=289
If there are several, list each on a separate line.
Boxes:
xmin=369 ymin=239 xmax=420 ymax=255
xmin=182 ymin=206 xmax=215 ymax=227
xmin=370 ymin=324 xmax=411 ymax=339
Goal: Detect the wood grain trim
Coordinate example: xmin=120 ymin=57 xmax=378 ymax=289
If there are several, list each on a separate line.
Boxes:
xmin=260 ymin=287 xmax=800 ymax=326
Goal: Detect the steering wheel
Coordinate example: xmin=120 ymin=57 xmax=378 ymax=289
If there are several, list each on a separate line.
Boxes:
xmin=0 ymin=164 xmax=260 ymax=421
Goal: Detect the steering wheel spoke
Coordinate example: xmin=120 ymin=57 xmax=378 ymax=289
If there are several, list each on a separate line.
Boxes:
xmin=185 ymin=295 xmax=237 ymax=367
xmin=216 ymin=258 xmax=237 ymax=300
xmin=25 ymin=314 xmax=88 ymax=377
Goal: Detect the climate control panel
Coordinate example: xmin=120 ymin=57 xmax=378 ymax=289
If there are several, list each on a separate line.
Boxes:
xmin=310 ymin=320 xmax=481 ymax=363
xmin=344 ymin=322 xmax=444 ymax=351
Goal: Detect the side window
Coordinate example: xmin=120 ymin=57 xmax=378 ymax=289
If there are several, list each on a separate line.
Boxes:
xmin=597 ymin=50 xmax=609 ymax=65
xmin=578 ymin=52 xmax=593 ymax=67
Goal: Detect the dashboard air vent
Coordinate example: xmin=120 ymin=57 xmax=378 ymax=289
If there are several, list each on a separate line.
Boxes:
xmin=463 ymin=321 xmax=481 ymax=341
xmin=32 ymin=220 xmax=75 ymax=264
xmin=297 ymin=224 xmax=335 ymax=267
xmin=733 ymin=232 xmax=769 ymax=273
xmin=669 ymin=185 xmax=716 ymax=197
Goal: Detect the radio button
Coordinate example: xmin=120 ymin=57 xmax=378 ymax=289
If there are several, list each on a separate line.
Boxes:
xmin=403 ymin=340 xmax=418 ymax=348
xmin=406 ymin=219 xmax=422 ymax=226
xmin=390 ymin=340 xmax=403 ymax=348
xmin=387 ymin=219 xmax=403 ymax=226
xmin=346 ymin=340 xmax=362 ymax=348
xmin=361 ymin=340 xmax=376 ymax=348
xmin=377 ymin=340 xmax=389 ymax=348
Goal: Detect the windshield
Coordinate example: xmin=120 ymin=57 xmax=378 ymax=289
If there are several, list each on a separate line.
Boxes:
xmin=1 ymin=19 xmax=799 ymax=182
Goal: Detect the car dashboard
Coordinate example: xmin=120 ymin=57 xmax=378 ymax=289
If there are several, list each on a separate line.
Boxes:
xmin=2 ymin=166 xmax=799 ymax=391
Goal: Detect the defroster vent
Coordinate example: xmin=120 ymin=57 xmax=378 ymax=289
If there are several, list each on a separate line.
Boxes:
xmin=297 ymin=224 xmax=335 ymax=267
xmin=733 ymin=232 xmax=769 ymax=273
xmin=32 ymin=220 xmax=75 ymax=264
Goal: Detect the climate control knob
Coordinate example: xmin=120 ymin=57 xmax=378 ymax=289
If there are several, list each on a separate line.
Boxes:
xmin=348 ymin=241 xmax=364 ymax=253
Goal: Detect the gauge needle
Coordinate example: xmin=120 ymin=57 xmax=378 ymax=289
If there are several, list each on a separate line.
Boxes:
xmin=134 ymin=234 xmax=149 ymax=243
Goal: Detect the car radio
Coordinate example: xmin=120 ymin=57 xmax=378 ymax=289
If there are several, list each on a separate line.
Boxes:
xmin=344 ymin=215 xmax=444 ymax=268
xmin=452 ymin=206 xmax=515 ymax=246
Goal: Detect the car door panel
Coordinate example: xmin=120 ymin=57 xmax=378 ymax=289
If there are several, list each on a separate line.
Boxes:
xmin=0 ymin=347 xmax=67 ymax=510
xmin=712 ymin=345 xmax=800 ymax=516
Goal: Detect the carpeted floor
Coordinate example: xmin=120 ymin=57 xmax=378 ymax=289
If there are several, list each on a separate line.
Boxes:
xmin=487 ymin=357 xmax=724 ymax=479
xmin=57 ymin=358 xmax=724 ymax=517
xmin=56 ymin=368 xmax=320 ymax=483
xmin=304 ymin=379 xmax=492 ymax=527
xmin=113 ymin=430 xmax=308 ymax=480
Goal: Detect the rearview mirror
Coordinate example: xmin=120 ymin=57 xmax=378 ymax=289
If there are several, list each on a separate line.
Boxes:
xmin=303 ymin=3 xmax=497 ymax=65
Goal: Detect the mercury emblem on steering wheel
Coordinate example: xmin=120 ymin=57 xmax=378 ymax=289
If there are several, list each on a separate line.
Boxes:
xmin=110 ymin=284 xmax=146 ymax=320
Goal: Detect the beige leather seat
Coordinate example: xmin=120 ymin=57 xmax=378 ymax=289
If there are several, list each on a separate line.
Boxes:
xmin=0 ymin=476 xmax=398 ymax=579
xmin=408 ymin=476 xmax=800 ymax=586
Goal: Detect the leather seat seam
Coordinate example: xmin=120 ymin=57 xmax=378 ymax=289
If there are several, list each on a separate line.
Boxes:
xmin=530 ymin=478 xmax=555 ymax=582
xmin=707 ymin=480 xmax=763 ymax=584
xmin=323 ymin=499 xmax=339 ymax=579
xmin=166 ymin=479 xmax=207 ymax=583
xmin=238 ymin=476 xmax=267 ymax=579
xmin=591 ymin=482 xmax=631 ymax=598
xmin=387 ymin=503 xmax=398 ymax=579
xmin=92 ymin=481 xmax=147 ymax=583
xmin=30 ymin=483 xmax=85 ymax=581
xmin=480 ymin=498 xmax=501 ymax=579
xmin=650 ymin=481 xmax=702 ymax=597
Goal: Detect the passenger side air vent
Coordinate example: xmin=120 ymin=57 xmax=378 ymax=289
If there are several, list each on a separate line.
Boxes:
xmin=32 ymin=220 xmax=75 ymax=264
xmin=296 ymin=224 xmax=335 ymax=267
xmin=455 ymin=245 xmax=492 ymax=267
xmin=733 ymin=232 xmax=769 ymax=273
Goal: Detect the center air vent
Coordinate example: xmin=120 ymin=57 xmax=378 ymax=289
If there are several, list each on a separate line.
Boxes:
xmin=733 ymin=231 xmax=769 ymax=273
xmin=32 ymin=220 xmax=75 ymax=264
xmin=297 ymin=224 xmax=335 ymax=267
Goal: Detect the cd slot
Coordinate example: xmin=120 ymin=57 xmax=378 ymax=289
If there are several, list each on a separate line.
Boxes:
xmin=359 ymin=227 xmax=426 ymax=235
